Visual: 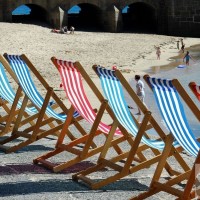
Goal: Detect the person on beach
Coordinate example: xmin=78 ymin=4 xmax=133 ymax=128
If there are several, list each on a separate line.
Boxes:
xmin=180 ymin=38 xmax=185 ymax=52
xmin=181 ymin=43 xmax=185 ymax=53
xmin=177 ymin=40 xmax=180 ymax=50
xmin=63 ymin=26 xmax=68 ymax=33
xmin=180 ymin=38 xmax=184 ymax=46
xmin=155 ymin=46 xmax=161 ymax=60
xmin=60 ymin=26 xmax=68 ymax=34
xmin=51 ymin=26 xmax=67 ymax=34
xmin=70 ymin=26 xmax=75 ymax=34
xmin=135 ymin=75 xmax=146 ymax=115
xmin=183 ymin=51 xmax=194 ymax=66
xmin=51 ymin=29 xmax=61 ymax=33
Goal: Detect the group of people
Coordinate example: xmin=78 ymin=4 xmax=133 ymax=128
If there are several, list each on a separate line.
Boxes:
xmin=51 ymin=26 xmax=75 ymax=34
xmin=177 ymin=38 xmax=185 ymax=53
xmin=132 ymin=39 xmax=196 ymax=114
xmin=178 ymin=38 xmax=196 ymax=66
xmin=154 ymin=39 xmax=195 ymax=66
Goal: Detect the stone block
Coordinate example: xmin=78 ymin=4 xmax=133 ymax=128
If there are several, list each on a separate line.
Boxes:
xmin=194 ymin=15 xmax=200 ymax=22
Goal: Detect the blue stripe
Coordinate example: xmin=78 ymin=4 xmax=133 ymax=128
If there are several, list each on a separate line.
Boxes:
xmin=148 ymin=77 xmax=200 ymax=157
xmin=96 ymin=67 xmax=179 ymax=150
xmin=0 ymin=62 xmax=37 ymax=114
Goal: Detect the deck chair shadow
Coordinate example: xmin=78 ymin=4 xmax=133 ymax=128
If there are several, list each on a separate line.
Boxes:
xmin=189 ymin=82 xmax=200 ymax=102
xmin=33 ymin=58 xmax=155 ymax=173
xmin=0 ymin=55 xmax=40 ymax=136
xmin=131 ymin=75 xmax=200 ymax=199
xmin=0 ymin=53 xmax=82 ymax=153
xmin=72 ymin=66 xmax=189 ymax=190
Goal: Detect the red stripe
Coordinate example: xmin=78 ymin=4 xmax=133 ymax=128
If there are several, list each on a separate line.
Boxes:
xmin=191 ymin=84 xmax=200 ymax=101
xmin=55 ymin=59 xmax=122 ymax=136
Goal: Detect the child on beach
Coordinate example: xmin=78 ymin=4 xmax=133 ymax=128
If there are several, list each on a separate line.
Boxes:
xmin=183 ymin=51 xmax=194 ymax=66
xmin=135 ymin=75 xmax=146 ymax=115
xmin=155 ymin=46 xmax=161 ymax=60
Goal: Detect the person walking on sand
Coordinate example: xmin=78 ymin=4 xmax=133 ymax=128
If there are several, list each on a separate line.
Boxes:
xmin=70 ymin=26 xmax=75 ymax=34
xmin=180 ymin=38 xmax=185 ymax=52
xmin=183 ymin=51 xmax=194 ymax=66
xmin=181 ymin=43 xmax=185 ymax=53
xmin=177 ymin=40 xmax=180 ymax=50
xmin=180 ymin=38 xmax=184 ymax=46
xmin=135 ymin=75 xmax=146 ymax=115
xmin=155 ymin=46 xmax=161 ymax=60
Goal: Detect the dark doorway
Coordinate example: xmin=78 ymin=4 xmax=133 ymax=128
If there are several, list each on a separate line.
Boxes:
xmin=122 ymin=3 xmax=157 ymax=33
xmin=68 ymin=4 xmax=103 ymax=31
xmin=12 ymin=4 xmax=49 ymax=27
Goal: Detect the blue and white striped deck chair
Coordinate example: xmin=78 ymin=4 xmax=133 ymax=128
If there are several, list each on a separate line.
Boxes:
xmin=0 ymin=62 xmax=37 ymax=114
xmin=0 ymin=53 xmax=82 ymax=153
xmin=132 ymin=75 xmax=200 ymax=199
xmin=0 ymin=61 xmax=38 ymax=135
xmin=73 ymin=66 xmax=189 ymax=190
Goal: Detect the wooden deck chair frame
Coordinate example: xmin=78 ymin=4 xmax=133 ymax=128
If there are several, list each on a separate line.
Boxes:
xmin=131 ymin=75 xmax=200 ymax=200
xmin=72 ymin=66 xmax=189 ymax=190
xmin=0 ymin=55 xmax=41 ymax=137
xmin=33 ymin=57 xmax=156 ymax=173
xmin=189 ymin=82 xmax=200 ymax=102
xmin=0 ymin=53 xmax=83 ymax=153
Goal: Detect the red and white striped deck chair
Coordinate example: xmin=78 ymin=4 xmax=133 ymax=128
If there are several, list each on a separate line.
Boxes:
xmin=189 ymin=82 xmax=200 ymax=102
xmin=34 ymin=58 xmax=151 ymax=173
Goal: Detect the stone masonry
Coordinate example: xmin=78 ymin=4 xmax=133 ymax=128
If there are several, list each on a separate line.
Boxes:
xmin=0 ymin=0 xmax=199 ymax=37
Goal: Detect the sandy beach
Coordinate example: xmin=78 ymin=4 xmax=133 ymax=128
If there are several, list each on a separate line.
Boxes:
xmin=0 ymin=22 xmax=200 ymax=199
xmin=1 ymin=22 xmax=200 ymax=104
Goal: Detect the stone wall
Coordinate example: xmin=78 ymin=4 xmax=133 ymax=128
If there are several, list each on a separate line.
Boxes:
xmin=168 ymin=0 xmax=200 ymax=37
xmin=0 ymin=0 xmax=199 ymax=36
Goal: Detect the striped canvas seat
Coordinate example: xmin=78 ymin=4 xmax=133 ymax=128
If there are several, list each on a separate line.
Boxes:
xmin=95 ymin=66 xmax=179 ymax=150
xmin=147 ymin=77 xmax=200 ymax=157
xmin=0 ymin=53 xmax=82 ymax=153
xmin=132 ymin=75 xmax=200 ymax=199
xmin=0 ymin=59 xmax=40 ymax=136
xmin=73 ymin=66 xmax=188 ymax=190
xmin=54 ymin=60 xmax=121 ymax=136
xmin=189 ymin=81 xmax=200 ymax=102
xmin=34 ymin=58 xmax=127 ymax=173
xmin=0 ymin=62 xmax=37 ymax=114
xmin=6 ymin=55 xmax=80 ymax=120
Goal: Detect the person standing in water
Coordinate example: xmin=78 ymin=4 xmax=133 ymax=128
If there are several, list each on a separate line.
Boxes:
xmin=183 ymin=51 xmax=194 ymax=66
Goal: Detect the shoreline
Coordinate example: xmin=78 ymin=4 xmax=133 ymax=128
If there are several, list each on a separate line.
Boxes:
xmin=131 ymin=38 xmax=200 ymax=76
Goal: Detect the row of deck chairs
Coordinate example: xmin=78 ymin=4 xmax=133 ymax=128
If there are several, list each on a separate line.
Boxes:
xmin=0 ymin=53 xmax=200 ymax=199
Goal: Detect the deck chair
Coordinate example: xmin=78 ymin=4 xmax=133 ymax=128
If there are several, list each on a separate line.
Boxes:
xmin=189 ymin=82 xmax=200 ymax=102
xmin=0 ymin=53 xmax=82 ymax=153
xmin=131 ymin=75 xmax=200 ymax=199
xmin=34 ymin=57 xmax=155 ymax=173
xmin=0 ymin=55 xmax=39 ymax=136
xmin=72 ymin=66 xmax=189 ymax=190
